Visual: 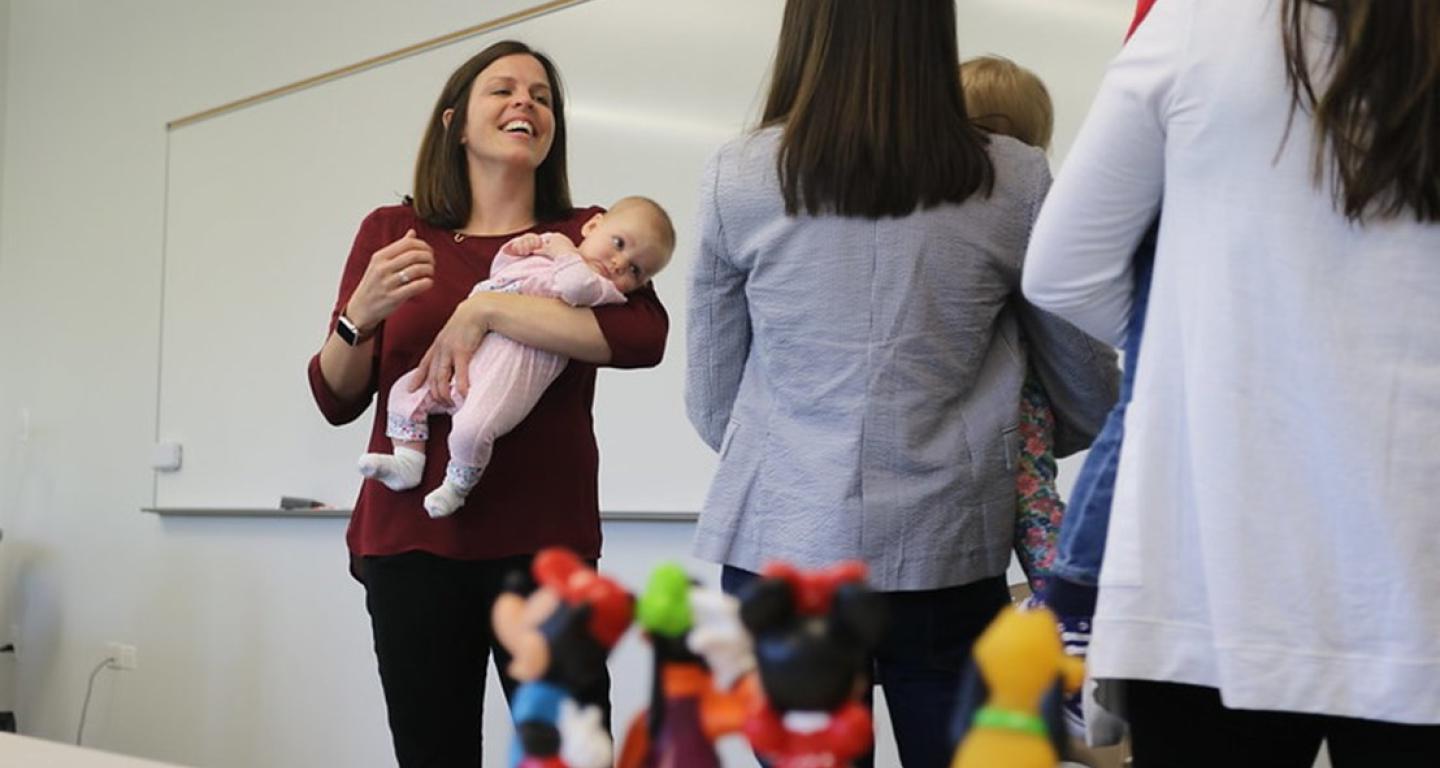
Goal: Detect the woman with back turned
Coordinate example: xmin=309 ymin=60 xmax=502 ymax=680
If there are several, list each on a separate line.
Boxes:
xmin=1025 ymin=1 xmax=1440 ymax=763
xmin=685 ymin=1 xmax=1119 ymax=764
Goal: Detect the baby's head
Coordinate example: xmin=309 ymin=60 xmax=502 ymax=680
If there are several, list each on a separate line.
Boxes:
xmin=576 ymin=196 xmax=675 ymax=293
xmin=960 ymin=55 xmax=1054 ymax=151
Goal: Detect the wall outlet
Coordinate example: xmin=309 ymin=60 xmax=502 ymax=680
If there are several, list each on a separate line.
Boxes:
xmin=106 ymin=642 xmax=138 ymax=671
xmin=151 ymin=441 xmax=183 ymax=472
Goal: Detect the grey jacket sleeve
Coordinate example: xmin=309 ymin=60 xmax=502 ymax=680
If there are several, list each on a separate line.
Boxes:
xmin=1016 ymin=302 xmax=1120 ymax=457
xmin=1013 ymin=148 xmax=1121 ymax=457
xmin=685 ymin=148 xmax=752 ymax=452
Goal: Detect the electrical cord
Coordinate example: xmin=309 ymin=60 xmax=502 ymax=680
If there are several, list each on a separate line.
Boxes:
xmin=75 ymin=657 xmax=116 ymax=746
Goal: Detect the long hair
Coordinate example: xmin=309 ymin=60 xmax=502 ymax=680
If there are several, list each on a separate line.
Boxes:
xmin=412 ymin=40 xmax=572 ymax=228
xmin=761 ymin=0 xmax=994 ymax=218
xmin=1282 ymin=0 xmax=1440 ymax=223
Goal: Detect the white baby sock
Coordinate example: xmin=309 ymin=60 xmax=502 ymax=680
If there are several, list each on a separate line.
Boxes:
xmin=423 ymin=480 xmax=470 ymax=519
xmin=357 ymin=446 xmax=426 ymax=491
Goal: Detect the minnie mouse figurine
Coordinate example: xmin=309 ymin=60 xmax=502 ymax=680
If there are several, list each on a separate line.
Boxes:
xmin=492 ymin=548 xmax=634 ymax=768
xmin=737 ymin=561 xmax=888 ymax=768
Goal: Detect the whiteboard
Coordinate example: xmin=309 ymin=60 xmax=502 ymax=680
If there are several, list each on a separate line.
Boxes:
xmin=154 ymin=0 xmax=1133 ymax=513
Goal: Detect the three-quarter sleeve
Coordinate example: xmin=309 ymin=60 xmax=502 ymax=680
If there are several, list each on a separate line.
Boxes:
xmin=592 ymin=282 xmax=668 ymax=369
xmin=306 ymin=209 xmax=386 ymax=425
xmin=684 ymin=149 xmax=751 ymax=452
xmin=1022 ymin=0 xmax=1193 ymax=345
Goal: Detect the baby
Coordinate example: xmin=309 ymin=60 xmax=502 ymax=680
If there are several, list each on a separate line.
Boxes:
xmin=359 ymin=196 xmax=675 ymax=518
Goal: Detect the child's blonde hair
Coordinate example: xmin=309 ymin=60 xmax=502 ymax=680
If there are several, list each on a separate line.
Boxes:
xmin=960 ymin=56 xmax=1054 ymax=151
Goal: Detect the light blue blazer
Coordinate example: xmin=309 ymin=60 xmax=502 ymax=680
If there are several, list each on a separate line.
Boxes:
xmin=685 ymin=128 xmax=1118 ymax=591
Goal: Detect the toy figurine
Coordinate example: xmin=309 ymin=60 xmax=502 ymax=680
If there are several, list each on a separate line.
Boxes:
xmin=736 ymin=561 xmax=887 ymax=768
xmin=617 ymin=563 xmax=759 ymax=768
xmin=950 ymin=605 xmax=1084 ymax=768
xmin=492 ymin=548 xmax=634 ymax=768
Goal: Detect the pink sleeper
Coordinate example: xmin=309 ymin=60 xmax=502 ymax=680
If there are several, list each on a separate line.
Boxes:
xmin=371 ymin=234 xmax=625 ymax=518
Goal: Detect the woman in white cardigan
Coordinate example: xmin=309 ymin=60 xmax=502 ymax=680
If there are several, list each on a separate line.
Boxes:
xmin=1024 ymin=0 xmax=1440 ymax=764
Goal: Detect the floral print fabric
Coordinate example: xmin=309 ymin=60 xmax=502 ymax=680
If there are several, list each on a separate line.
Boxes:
xmin=1015 ymin=372 xmax=1064 ymax=594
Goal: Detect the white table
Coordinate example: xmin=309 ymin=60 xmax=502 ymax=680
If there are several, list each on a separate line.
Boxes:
xmin=0 ymin=733 xmax=190 ymax=767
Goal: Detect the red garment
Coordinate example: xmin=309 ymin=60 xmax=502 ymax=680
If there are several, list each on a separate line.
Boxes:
xmin=1127 ymin=0 xmax=1158 ymax=41
xmin=745 ymin=700 xmax=873 ymax=768
xmin=308 ymin=204 xmax=668 ymax=564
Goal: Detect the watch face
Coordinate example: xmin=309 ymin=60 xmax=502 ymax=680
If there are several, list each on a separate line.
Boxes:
xmin=337 ymin=315 xmax=360 ymax=345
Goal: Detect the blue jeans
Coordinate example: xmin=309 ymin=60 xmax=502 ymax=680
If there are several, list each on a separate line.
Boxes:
xmin=1050 ymin=222 xmax=1157 ymax=587
xmin=722 ymin=565 xmax=1009 ymax=768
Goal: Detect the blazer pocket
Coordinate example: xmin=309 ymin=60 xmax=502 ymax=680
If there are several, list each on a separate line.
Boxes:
xmin=1001 ymin=425 xmax=1021 ymax=471
xmin=719 ymin=418 xmax=742 ymax=459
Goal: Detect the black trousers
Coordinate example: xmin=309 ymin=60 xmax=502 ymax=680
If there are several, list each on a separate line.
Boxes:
xmin=723 ymin=565 xmax=1010 ymax=768
xmin=1126 ymin=680 xmax=1440 ymax=767
xmin=360 ymin=551 xmax=612 ymax=768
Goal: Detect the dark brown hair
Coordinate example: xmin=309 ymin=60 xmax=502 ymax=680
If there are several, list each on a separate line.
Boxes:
xmin=761 ymin=0 xmax=994 ymax=218
xmin=412 ymin=40 xmax=571 ymax=228
xmin=1282 ymin=0 xmax=1440 ymax=223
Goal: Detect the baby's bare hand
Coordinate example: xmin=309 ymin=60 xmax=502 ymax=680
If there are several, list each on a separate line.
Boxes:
xmin=509 ymin=233 xmax=547 ymax=256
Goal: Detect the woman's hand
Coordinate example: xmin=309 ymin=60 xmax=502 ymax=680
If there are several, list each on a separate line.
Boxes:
xmin=345 ymin=229 xmax=435 ymax=331
xmin=413 ymin=293 xmax=493 ymax=407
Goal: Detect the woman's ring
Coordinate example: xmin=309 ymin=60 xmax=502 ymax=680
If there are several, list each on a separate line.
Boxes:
xmin=398 ymin=269 xmax=410 ymax=285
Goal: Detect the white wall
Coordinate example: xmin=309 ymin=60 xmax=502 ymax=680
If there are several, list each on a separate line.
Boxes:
xmin=0 ymin=1 xmax=1133 ymax=766
xmin=0 ymin=0 xmax=8 ymax=245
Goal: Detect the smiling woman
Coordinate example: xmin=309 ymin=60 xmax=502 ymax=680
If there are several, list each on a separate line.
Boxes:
xmin=306 ymin=39 xmax=668 ymax=767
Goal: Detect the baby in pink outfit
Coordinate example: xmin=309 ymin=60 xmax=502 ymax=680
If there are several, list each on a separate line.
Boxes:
xmin=359 ymin=196 xmax=675 ymax=518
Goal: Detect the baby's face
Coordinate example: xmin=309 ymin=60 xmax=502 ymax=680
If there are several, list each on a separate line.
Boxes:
xmin=576 ymin=207 xmax=671 ymax=293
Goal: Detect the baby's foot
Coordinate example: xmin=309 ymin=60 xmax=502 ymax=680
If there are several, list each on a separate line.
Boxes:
xmin=423 ymin=481 xmax=469 ymax=518
xmin=357 ymin=446 xmax=425 ymax=491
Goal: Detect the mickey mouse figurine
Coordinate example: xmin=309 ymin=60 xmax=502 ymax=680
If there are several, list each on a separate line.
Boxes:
xmin=492 ymin=548 xmax=634 ymax=768
xmin=736 ymin=561 xmax=888 ymax=768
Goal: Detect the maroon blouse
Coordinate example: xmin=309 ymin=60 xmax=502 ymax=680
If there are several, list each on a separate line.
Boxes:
xmin=307 ymin=204 xmax=668 ymax=563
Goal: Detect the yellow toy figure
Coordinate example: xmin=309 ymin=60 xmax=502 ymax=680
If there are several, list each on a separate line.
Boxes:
xmin=951 ymin=606 xmax=1085 ymax=768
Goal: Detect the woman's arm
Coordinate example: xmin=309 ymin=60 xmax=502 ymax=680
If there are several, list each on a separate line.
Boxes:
xmin=310 ymin=218 xmax=435 ymax=421
xmin=418 ymin=279 xmax=668 ymax=404
xmin=1021 ymin=0 xmax=1192 ymax=344
xmin=1016 ymin=301 xmax=1120 ymax=456
xmin=1003 ymin=115 xmax=1121 ymax=455
xmin=684 ymin=150 xmax=751 ymax=452
xmin=475 ymin=291 xmax=613 ymax=360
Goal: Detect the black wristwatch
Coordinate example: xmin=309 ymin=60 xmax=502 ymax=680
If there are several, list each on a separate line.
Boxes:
xmin=335 ymin=313 xmax=376 ymax=346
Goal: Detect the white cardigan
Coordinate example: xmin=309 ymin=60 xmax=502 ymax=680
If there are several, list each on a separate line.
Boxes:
xmin=1024 ymin=0 xmax=1440 ymax=724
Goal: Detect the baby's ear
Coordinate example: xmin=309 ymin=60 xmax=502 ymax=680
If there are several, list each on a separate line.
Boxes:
xmin=580 ymin=212 xmax=604 ymax=237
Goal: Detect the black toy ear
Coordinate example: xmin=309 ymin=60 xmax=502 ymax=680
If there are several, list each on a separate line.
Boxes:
xmin=543 ymin=603 xmax=610 ymax=691
xmin=502 ymin=567 xmax=537 ymax=597
xmin=950 ymin=657 xmax=989 ymax=751
xmin=738 ymin=578 xmax=796 ymax=634
xmin=829 ymin=583 xmax=887 ymax=650
xmin=1042 ymin=680 xmax=1070 ymax=760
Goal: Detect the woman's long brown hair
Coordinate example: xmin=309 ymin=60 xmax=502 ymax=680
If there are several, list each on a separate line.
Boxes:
xmin=761 ymin=0 xmax=994 ymax=218
xmin=412 ymin=40 xmax=571 ymax=228
xmin=1283 ymin=0 xmax=1440 ymax=223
